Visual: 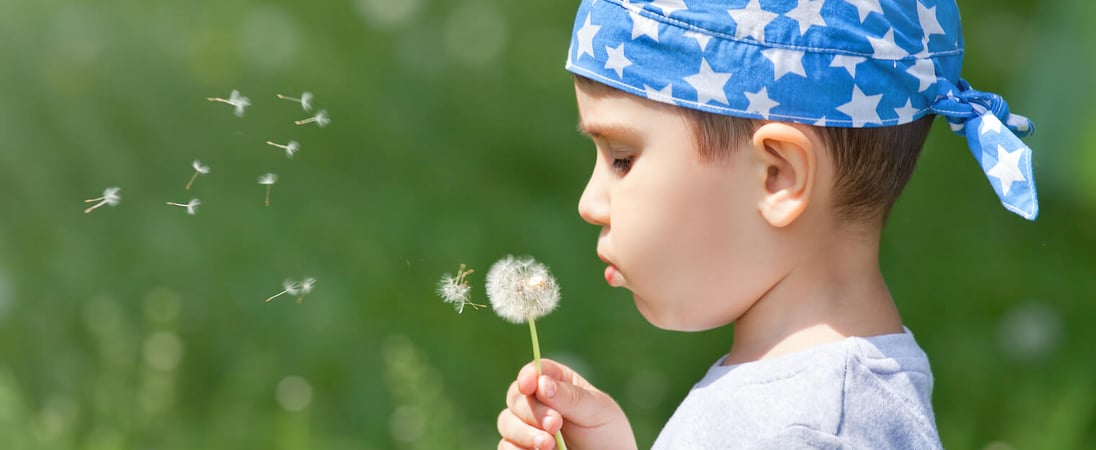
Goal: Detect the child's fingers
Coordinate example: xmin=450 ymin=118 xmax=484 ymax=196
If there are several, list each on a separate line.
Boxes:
xmin=516 ymin=358 xmax=587 ymax=396
xmin=506 ymin=381 xmax=563 ymax=432
xmin=497 ymin=408 xmax=556 ymax=450
xmin=535 ymin=374 xmax=619 ymax=429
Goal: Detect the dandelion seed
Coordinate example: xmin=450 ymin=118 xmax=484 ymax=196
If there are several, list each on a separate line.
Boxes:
xmin=295 ymin=277 xmax=316 ymax=303
xmin=166 ymin=198 xmax=201 ymax=215
xmin=265 ymin=279 xmax=301 ymax=302
xmin=265 ymin=140 xmax=301 ymax=159
xmin=277 ymin=91 xmax=313 ymax=112
xmin=485 ymin=254 xmax=568 ymax=450
xmin=84 ymin=186 xmax=121 ymax=214
xmin=185 ymin=160 xmax=210 ymax=191
xmin=207 ymin=89 xmax=251 ymax=117
xmin=294 ymin=109 xmax=330 ymax=128
xmin=436 ymin=264 xmax=486 ymax=314
xmin=258 ymin=173 xmax=277 ymax=206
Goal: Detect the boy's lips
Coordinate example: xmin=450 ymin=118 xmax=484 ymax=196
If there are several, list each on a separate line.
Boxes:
xmin=598 ymin=252 xmax=625 ymax=287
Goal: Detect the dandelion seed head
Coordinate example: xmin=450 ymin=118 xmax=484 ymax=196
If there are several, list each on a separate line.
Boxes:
xmin=285 ymin=141 xmax=300 ymax=158
xmin=192 ymin=160 xmax=210 ymax=174
xmin=436 ymin=274 xmax=472 ymax=311
xmin=299 ymin=277 xmax=316 ymax=294
xmin=283 ymin=279 xmax=301 ymax=296
xmin=229 ymin=90 xmax=251 ymax=117
xmin=486 ymin=255 xmax=560 ymax=323
xmin=103 ymin=187 xmax=121 ymax=206
xmin=259 ymin=173 xmax=278 ymax=185
xmin=300 ymin=92 xmax=313 ymax=111
xmin=185 ymin=199 xmax=200 ymax=215
xmin=314 ymin=110 xmax=330 ymax=127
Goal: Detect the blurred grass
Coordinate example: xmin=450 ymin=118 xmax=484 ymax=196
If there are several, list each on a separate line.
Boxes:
xmin=0 ymin=0 xmax=1093 ymax=449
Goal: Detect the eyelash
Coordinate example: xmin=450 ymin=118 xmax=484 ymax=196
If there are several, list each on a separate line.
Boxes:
xmin=611 ymin=156 xmax=633 ymax=174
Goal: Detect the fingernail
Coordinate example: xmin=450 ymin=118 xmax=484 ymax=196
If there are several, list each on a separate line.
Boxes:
xmin=534 ymin=434 xmax=546 ymax=449
xmin=539 ymin=376 xmax=557 ymax=399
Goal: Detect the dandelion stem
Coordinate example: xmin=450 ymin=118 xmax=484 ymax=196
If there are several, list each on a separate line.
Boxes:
xmin=265 ymin=186 xmax=272 ymax=206
xmin=185 ymin=172 xmax=200 ymax=191
xmin=528 ymin=316 xmax=568 ymax=450
xmin=277 ymin=94 xmax=301 ymax=102
xmin=265 ymin=290 xmax=288 ymax=302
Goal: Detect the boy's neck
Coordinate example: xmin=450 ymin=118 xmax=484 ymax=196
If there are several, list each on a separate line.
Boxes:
xmin=723 ymin=227 xmax=904 ymax=366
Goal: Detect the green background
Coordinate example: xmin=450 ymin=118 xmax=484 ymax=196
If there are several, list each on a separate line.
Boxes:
xmin=0 ymin=0 xmax=1093 ymax=448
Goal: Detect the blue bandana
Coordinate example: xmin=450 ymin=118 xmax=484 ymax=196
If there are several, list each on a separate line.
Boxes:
xmin=565 ymin=0 xmax=1038 ymax=220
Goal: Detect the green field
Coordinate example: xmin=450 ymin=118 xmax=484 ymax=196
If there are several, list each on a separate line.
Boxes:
xmin=0 ymin=0 xmax=1093 ymax=448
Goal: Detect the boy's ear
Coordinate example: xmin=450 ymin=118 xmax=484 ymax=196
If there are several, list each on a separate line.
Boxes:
xmin=750 ymin=122 xmax=817 ymax=228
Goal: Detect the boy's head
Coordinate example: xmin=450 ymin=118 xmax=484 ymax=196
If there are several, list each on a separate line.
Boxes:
xmin=566 ymin=0 xmax=1039 ymax=330
xmin=566 ymin=0 xmax=1037 ymax=221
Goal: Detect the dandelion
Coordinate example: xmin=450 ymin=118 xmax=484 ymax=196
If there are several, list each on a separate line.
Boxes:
xmin=265 ymin=140 xmax=301 ymax=159
xmin=185 ymin=160 xmax=210 ymax=191
xmin=84 ymin=186 xmax=121 ymax=214
xmin=265 ymin=279 xmax=301 ymax=302
xmin=295 ymin=277 xmax=316 ymax=303
xmin=207 ymin=89 xmax=251 ymax=117
xmin=436 ymin=264 xmax=486 ymax=314
xmin=258 ymin=173 xmax=277 ymax=206
xmin=277 ymin=91 xmax=313 ymax=111
xmin=166 ymin=198 xmax=201 ymax=215
xmin=294 ymin=109 xmax=330 ymax=128
xmin=486 ymin=255 xmax=567 ymax=450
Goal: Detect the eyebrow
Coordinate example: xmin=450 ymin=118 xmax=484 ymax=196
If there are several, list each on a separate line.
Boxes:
xmin=576 ymin=121 xmax=643 ymax=140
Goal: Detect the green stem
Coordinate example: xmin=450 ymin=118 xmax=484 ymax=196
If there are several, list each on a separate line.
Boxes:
xmin=528 ymin=316 xmax=567 ymax=450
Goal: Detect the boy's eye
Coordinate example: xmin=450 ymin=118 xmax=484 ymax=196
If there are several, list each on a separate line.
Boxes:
xmin=611 ymin=156 xmax=633 ymax=174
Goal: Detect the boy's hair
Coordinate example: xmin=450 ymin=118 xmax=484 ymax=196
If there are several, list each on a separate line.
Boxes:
xmin=576 ymin=75 xmax=934 ymax=224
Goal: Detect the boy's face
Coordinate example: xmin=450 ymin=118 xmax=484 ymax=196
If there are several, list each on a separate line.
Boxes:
xmin=575 ymin=81 xmax=780 ymax=332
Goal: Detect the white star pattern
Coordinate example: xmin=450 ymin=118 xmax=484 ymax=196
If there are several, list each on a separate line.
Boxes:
xmin=745 ymin=87 xmax=780 ymax=117
xmin=979 ymin=114 xmax=1004 ymax=136
xmin=644 ymin=83 xmax=673 ymax=100
xmin=575 ymin=14 xmax=601 ymax=60
xmin=628 ymin=7 xmax=660 ymax=41
xmin=830 ymin=54 xmax=866 ymax=78
xmin=683 ymin=30 xmax=712 ymax=51
xmin=604 ymin=43 xmax=633 ymax=78
xmin=836 ymin=85 xmax=883 ymax=124
xmin=785 ymin=0 xmax=827 ymax=35
xmin=650 ymin=0 xmax=688 ymax=16
xmin=726 ymin=0 xmax=780 ymax=42
xmin=917 ymin=2 xmax=946 ymax=40
xmin=848 ymin=0 xmax=884 ymax=23
xmin=985 ymin=145 xmax=1027 ymax=196
xmin=867 ymin=29 xmax=907 ymax=59
xmin=894 ymin=99 xmax=920 ymax=122
xmin=907 ymin=58 xmax=936 ymax=92
xmin=762 ymin=48 xmax=807 ymax=80
xmin=683 ymin=58 xmax=733 ymax=105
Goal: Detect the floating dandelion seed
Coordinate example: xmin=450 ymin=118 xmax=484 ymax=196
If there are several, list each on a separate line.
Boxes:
xmin=437 ymin=264 xmax=486 ymax=314
xmin=258 ymin=173 xmax=278 ymax=206
xmin=207 ymin=89 xmax=251 ymax=117
xmin=166 ymin=198 xmax=201 ymax=215
xmin=277 ymin=91 xmax=313 ymax=111
xmin=294 ymin=109 xmax=330 ymax=128
xmin=185 ymin=160 xmax=210 ymax=191
xmin=295 ymin=277 xmax=316 ymax=303
xmin=266 ymin=140 xmax=301 ymax=159
xmin=265 ymin=279 xmax=301 ymax=302
xmin=486 ymin=255 xmax=567 ymax=450
xmin=84 ymin=186 xmax=121 ymax=214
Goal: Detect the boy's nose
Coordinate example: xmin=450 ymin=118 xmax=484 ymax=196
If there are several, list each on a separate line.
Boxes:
xmin=578 ymin=169 xmax=609 ymax=227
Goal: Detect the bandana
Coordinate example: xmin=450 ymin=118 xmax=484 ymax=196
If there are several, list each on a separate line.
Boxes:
xmin=565 ymin=0 xmax=1038 ymax=220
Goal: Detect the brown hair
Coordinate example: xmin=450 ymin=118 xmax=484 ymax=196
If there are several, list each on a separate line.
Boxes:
xmin=575 ymin=75 xmax=934 ymax=224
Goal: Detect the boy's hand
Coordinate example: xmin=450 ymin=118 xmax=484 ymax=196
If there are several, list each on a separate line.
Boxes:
xmin=497 ymin=358 xmax=637 ymax=450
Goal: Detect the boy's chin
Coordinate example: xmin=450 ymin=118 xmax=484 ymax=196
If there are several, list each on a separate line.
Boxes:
xmin=633 ymin=294 xmax=726 ymax=332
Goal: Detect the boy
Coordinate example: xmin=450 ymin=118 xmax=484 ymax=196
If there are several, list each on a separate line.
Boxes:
xmin=498 ymin=0 xmax=1037 ymax=448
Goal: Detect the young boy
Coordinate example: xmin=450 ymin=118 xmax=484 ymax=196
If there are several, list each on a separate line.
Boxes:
xmin=498 ymin=0 xmax=1037 ymax=448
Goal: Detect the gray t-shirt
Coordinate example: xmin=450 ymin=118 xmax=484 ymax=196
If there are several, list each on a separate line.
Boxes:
xmin=652 ymin=330 xmax=941 ymax=449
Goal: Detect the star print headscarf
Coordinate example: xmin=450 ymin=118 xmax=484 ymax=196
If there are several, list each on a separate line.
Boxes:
xmin=565 ymin=0 xmax=1038 ymax=220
